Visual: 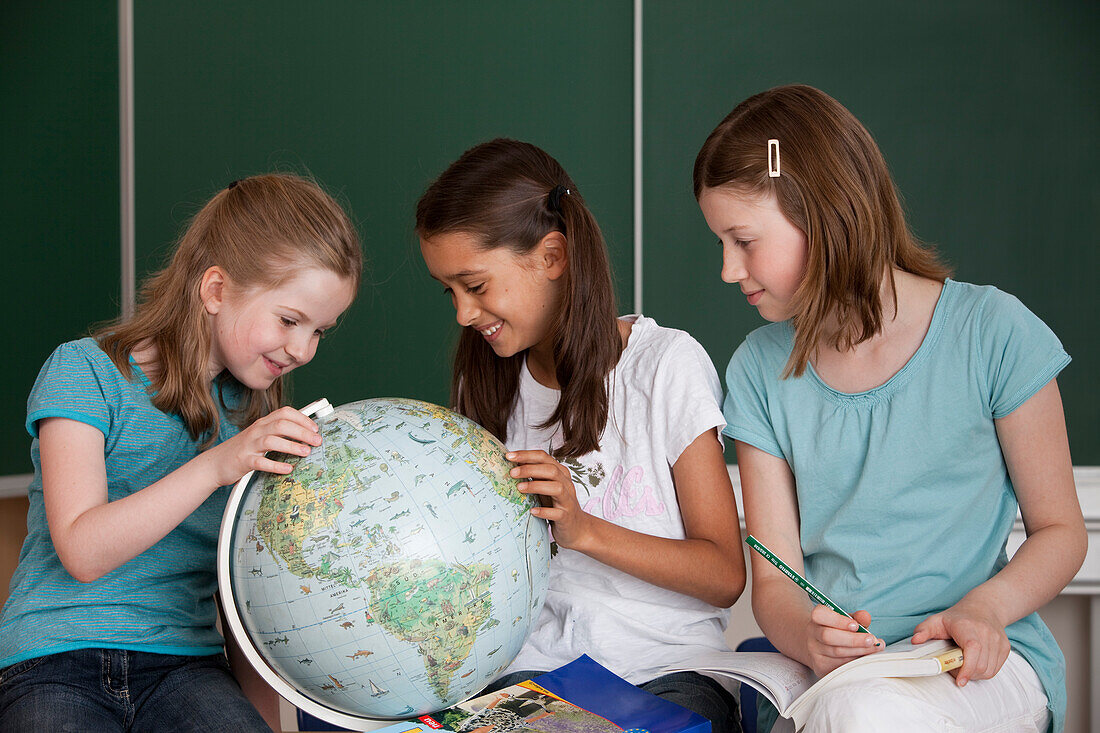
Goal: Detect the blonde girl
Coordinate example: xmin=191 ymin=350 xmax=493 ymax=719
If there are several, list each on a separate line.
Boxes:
xmin=0 ymin=173 xmax=362 ymax=732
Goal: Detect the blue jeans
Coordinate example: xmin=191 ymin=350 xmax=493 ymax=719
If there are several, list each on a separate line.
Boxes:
xmin=487 ymin=669 xmax=742 ymax=733
xmin=0 ymin=648 xmax=271 ymax=733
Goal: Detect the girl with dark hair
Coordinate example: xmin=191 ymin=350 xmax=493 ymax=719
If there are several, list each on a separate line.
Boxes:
xmin=696 ymin=85 xmax=1084 ymax=732
xmin=418 ymin=139 xmax=745 ymax=733
xmin=0 ymin=173 xmax=362 ymax=732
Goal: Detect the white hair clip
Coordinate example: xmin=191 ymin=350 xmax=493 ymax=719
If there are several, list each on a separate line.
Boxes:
xmin=768 ymin=139 xmax=781 ymax=178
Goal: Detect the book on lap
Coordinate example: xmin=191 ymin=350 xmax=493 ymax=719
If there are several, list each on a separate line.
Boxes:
xmin=664 ymin=638 xmax=962 ymax=729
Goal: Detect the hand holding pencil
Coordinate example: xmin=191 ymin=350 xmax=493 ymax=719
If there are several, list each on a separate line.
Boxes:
xmin=746 ymin=535 xmax=886 ymax=676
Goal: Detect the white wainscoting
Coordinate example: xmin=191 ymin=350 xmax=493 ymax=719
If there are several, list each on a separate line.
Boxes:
xmin=0 ymin=475 xmax=31 ymax=500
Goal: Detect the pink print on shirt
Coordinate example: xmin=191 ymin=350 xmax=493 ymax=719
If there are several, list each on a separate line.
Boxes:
xmin=582 ymin=464 xmax=666 ymax=519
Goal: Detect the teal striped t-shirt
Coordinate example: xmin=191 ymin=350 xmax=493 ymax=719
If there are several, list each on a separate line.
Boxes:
xmin=723 ymin=280 xmax=1070 ymax=733
xmin=0 ymin=338 xmax=244 ymax=668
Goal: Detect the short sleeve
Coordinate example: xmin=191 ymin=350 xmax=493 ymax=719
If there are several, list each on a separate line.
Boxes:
xmin=26 ymin=340 xmax=119 ymax=438
xmin=722 ymin=338 xmax=785 ymax=459
xmin=655 ymin=333 xmax=726 ymax=466
xmin=978 ymin=290 xmax=1071 ymax=419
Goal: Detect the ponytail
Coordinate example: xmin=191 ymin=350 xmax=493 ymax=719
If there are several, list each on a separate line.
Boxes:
xmin=546 ymin=186 xmax=621 ymax=458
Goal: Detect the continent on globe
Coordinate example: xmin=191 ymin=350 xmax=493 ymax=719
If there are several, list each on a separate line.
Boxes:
xmin=367 ymin=557 xmax=493 ymax=700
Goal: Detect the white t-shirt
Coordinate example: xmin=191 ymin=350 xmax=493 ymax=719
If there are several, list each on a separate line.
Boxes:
xmin=503 ymin=315 xmax=731 ymax=684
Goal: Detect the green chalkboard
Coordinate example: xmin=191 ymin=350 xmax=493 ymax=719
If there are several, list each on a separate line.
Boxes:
xmin=133 ymin=1 xmax=634 ymax=413
xmin=7 ymin=3 xmax=1093 ymax=476
xmin=642 ymin=1 xmax=1099 ymax=462
xmin=1 ymin=0 xmax=120 ymax=472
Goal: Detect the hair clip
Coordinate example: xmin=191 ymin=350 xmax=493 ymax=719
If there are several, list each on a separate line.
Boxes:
xmin=548 ymin=184 xmax=571 ymax=211
xmin=767 ymin=139 xmax=781 ymax=178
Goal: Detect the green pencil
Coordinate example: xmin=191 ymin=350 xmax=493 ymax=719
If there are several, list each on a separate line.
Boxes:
xmin=745 ymin=534 xmax=872 ymax=635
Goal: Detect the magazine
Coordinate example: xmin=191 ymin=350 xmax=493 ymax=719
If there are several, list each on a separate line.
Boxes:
xmin=416 ymin=655 xmax=709 ymax=733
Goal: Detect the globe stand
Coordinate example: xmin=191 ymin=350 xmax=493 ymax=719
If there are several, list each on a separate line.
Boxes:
xmin=217 ymin=397 xmax=392 ymax=731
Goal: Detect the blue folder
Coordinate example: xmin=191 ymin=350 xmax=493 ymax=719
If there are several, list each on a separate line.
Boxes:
xmin=530 ymin=655 xmax=711 ymax=733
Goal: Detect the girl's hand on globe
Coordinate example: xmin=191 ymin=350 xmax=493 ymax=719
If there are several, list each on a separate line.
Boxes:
xmin=203 ymin=406 xmax=322 ymax=487
xmin=507 ymin=450 xmax=592 ymax=551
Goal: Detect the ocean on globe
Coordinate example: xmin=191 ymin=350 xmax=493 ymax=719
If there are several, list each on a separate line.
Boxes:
xmin=218 ymin=397 xmax=551 ymax=726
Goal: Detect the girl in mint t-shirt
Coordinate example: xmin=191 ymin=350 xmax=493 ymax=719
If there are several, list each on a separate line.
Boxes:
xmin=695 ymin=85 xmax=1084 ymax=732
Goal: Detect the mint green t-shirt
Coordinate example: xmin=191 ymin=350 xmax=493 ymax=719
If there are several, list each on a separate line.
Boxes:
xmin=723 ymin=280 xmax=1070 ymax=732
xmin=0 ymin=338 xmax=244 ymax=668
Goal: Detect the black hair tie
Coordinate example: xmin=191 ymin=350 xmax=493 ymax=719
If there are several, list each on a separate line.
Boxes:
xmin=547 ymin=184 xmax=570 ymax=212
xmin=227 ymin=180 xmax=240 ymax=189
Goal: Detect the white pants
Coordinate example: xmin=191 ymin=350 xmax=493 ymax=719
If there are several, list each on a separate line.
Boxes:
xmin=773 ymin=651 xmax=1050 ymax=733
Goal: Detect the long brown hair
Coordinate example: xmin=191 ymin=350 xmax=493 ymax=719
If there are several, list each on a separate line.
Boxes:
xmin=694 ymin=84 xmax=951 ymax=377
xmin=415 ymin=139 xmax=620 ymax=459
xmin=97 ymin=173 xmax=362 ymax=447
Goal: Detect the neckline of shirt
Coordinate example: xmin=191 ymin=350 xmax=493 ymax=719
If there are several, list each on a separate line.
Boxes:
xmin=520 ymin=314 xmax=649 ymax=401
xmin=800 ymin=278 xmax=955 ymax=403
xmin=126 ymin=353 xmax=154 ymax=390
xmin=80 ymin=338 xmax=236 ymax=436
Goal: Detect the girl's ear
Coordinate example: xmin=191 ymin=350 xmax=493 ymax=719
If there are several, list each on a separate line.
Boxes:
xmin=538 ymin=231 xmax=569 ymax=281
xmin=199 ymin=266 xmax=228 ymax=314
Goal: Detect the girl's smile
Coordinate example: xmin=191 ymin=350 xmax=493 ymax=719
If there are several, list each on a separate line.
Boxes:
xmin=263 ymin=355 xmax=288 ymax=377
xmin=419 ymin=230 xmax=566 ymax=366
xmin=476 ymin=320 xmax=504 ymax=342
xmin=697 ymin=186 xmax=808 ymax=322
xmin=204 ymin=266 xmax=356 ymax=389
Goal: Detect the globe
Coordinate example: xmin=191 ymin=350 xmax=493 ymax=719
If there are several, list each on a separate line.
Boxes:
xmin=217 ymin=397 xmax=551 ymax=729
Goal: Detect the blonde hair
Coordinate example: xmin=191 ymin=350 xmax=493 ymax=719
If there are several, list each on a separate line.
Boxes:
xmin=97 ymin=173 xmax=362 ymax=446
xmin=694 ymin=85 xmax=951 ymax=377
